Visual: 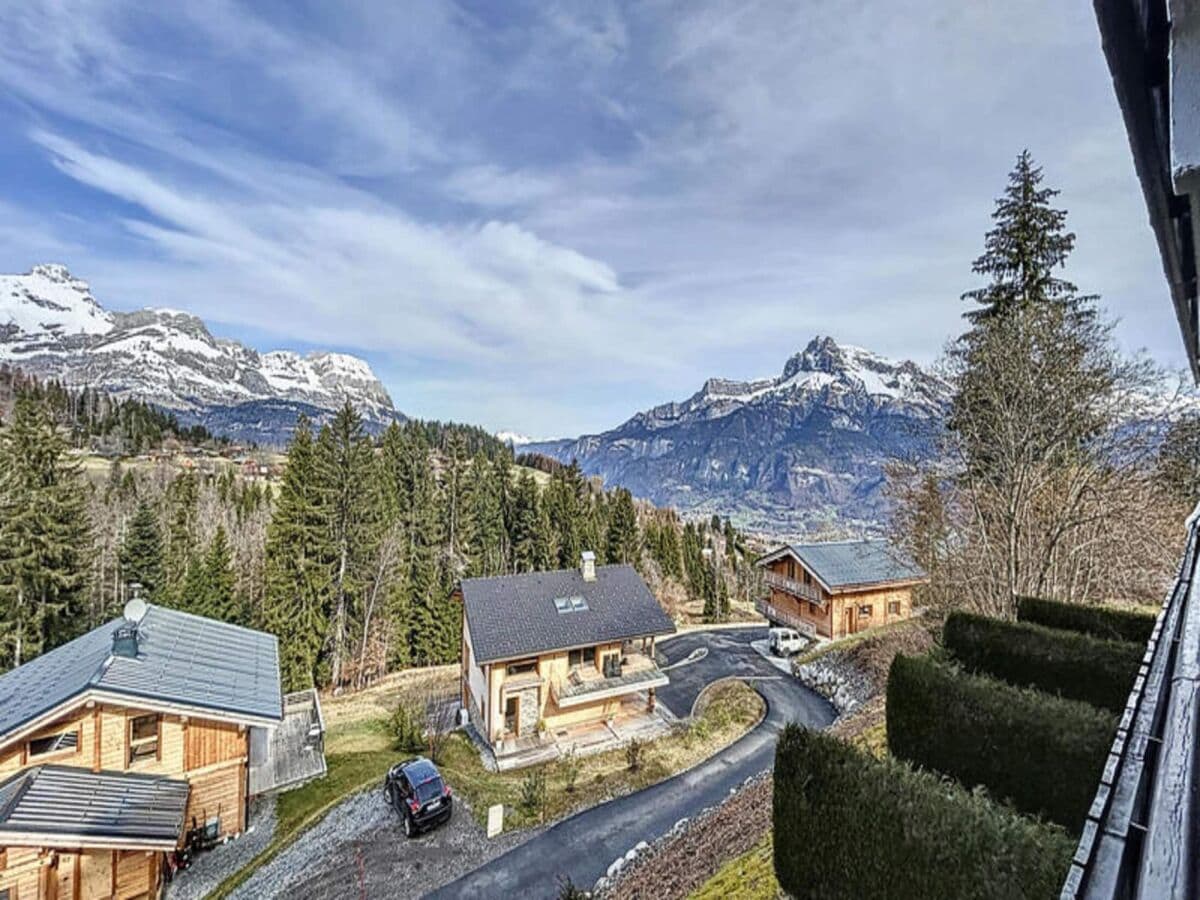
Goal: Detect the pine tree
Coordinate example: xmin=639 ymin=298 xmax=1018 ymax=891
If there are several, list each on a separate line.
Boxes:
xmin=120 ymin=500 xmax=164 ymax=601
xmin=962 ymin=150 xmax=1092 ymax=322
xmin=193 ymin=525 xmax=239 ymax=622
xmin=315 ymin=403 xmax=382 ymax=689
xmin=464 ymin=453 xmax=505 ymax=576
xmin=605 ymin=489 xmax=639 ymax=565
xmin=0 ymin=392 xmax=91 ymax=668
xmin=510 ymin=471 xmax=542 ymax=573
xmin=262 ymin=417 xmax=332 ymax=691
xmin=161 ymin=472 xmax=199 ymax=607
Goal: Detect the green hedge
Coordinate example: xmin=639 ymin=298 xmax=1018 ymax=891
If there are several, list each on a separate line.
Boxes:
xmin=773 ymin=725 xmax=1075 ymax=900
xmin=887 ymin=654 xmax=1116 ymax=832
xmin=1016 ymin=595 xmax=1157 ymax=645
xmin=943 ymin=611 xmax=1143 ymax=713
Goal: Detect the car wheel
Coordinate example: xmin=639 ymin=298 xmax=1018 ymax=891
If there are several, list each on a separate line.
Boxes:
xmin=403 ymin=812 xmax=415 ymax=838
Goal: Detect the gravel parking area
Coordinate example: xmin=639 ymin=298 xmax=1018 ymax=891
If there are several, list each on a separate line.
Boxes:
xmin=231 ymin=785 xmax=539 ymax=900
xmin=165 ymin=796 xmax=277 ymax=900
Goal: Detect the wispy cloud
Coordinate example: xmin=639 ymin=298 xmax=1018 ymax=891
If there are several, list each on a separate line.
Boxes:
xmin=0 ymin=0 xmax=1185 ymax=434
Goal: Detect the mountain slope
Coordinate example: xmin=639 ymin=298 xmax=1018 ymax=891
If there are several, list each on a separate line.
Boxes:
xmin=525 ymin=337 xmax=950 ymax=536
xmin=0 ymin=264 xmax=401 ymax=441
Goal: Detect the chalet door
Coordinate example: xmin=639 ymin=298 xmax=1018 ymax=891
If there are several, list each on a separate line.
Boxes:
xmin=504 ymin=696 xmax=519 ymax=736
xmin=845 ymin=606 xmax=856 ymax=636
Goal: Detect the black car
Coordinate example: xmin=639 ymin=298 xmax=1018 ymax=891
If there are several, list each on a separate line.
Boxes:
xmin=384 ymin=757 xmax=453 ymax=837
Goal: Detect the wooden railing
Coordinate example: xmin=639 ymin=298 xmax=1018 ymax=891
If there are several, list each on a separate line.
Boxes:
xmin=763 ymin=569 xmax=825 ymax=606
xmin=756 ymin=598 xmax=817 ymax=637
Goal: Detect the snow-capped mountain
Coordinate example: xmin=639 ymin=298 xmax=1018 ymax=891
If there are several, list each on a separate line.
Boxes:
xmin=524 ymin=336 xmax=952 ymax=536
xmin=0 ymin=264 xmax=401 ymax=441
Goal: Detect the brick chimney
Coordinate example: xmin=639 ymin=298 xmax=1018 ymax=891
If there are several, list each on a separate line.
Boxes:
xmin=581 ymin=550 xmax=596 ymax=582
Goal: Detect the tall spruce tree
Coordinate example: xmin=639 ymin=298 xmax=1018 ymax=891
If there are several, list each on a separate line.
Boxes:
xmin=605 ymin=488 xmax=639 ymax=565
xmin=262 ymin=417 xmax=332 ymax=690
xmin=191 ymin=525 xmax=239 ymax=623
xmin=0 ymin=392 xmax=90 ymax=668
xmin=120 ymin=500 xmax=164 ymax=601
xmin=161 ymin=472 xmax=199 ymax=607
xmin=962 ymin=150 xmax=1092 ymax=322
xmin=315 ymin=403 xmax=382 ymax=689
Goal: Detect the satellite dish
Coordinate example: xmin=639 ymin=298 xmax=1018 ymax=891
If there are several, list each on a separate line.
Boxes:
xmin=123 ymin=597 xmax=148 ymax=625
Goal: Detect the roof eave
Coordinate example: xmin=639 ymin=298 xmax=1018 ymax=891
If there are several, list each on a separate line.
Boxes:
xmin=0 ymin=688 xmax=283 ymax=753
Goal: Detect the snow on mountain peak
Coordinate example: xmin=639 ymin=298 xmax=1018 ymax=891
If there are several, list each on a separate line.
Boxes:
xmin=0 ymin=265 xmax=397 ymax=427
xmin=0 ymin=265 xmax=113 ymax=338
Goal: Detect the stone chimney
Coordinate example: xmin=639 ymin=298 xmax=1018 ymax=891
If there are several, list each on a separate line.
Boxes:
xmin=113 ymin=595 xmax=148 ymax=660
xmin=581 ymin=550 xmax=596 ymax=582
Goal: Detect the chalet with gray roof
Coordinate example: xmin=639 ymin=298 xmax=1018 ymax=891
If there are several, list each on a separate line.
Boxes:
xmin=0 ymin=601 xmax=325 ymax=900
xmin=458 ymin=552 xmax=675 ymax=758
xmin=756 ymin=539 xmax=926 ymax=639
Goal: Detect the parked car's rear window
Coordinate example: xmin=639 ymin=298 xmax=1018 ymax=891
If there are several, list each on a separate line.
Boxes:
xmin=415 ymin=776 xmax=444 ymax=804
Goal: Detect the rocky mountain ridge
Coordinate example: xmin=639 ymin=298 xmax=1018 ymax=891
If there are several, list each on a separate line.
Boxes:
xmin=0 ymin=264 xmax=400 ymax=441
xmin=524 ymin=336 xmax=952 ymax=536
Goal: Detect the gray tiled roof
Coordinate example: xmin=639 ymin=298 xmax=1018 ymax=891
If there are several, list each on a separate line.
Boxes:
xmin=767 ymin=540 xmax=925 ymax=590
xmin=0 ymin=765 xmax=189 ymax=844
xmin=462 ymin=564 xmax=676 ymax=664
xmin=0 ymin=605 xmax=282 ymax=741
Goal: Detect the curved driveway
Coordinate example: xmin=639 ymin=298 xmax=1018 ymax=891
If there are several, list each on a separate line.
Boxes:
xmin=428 ymin=627 xmax=835 ymax=899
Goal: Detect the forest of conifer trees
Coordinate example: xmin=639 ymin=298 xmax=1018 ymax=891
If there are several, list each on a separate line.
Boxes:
xmin=0 ymin=388 xmax=754 ymax=692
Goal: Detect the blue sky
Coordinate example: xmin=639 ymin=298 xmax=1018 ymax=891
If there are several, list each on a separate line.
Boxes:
xmin=0 ymin=1 xmax=1184 ymax=436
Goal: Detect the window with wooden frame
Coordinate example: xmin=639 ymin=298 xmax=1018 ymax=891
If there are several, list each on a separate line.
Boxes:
xmin=505 ymin=659 xmax=537 ymax=677
xmin=27 ymin=727 xmax=80 ymax=760
xmin=858 ymin=604 xmax=873 ymax=617
xmin=887 ymin=600 xmax=901 ymax=615
xmin=0 ymin=885 xmax=11 ymax=900
xmin=128 ymin=714 xmax=160 ymax=765
xmin=567 ymin=647 xmax=596 ymax=670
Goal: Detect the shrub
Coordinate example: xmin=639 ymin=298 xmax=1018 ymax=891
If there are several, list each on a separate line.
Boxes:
xmin=625 ymin=737 xmax=645 ymax=772
xmin=773 ymin=725 xmax=1075 ymax=900
xmin=887 ymin=654 xmax=1116 ymax=832
xmin=1016 ymin=595 xmax=1157 ymax=645
xmin=520 ymin=768 xmax=547 ymax=820
xmin=559 ymin=747 xmax=581 ymax=794
xmin=389 ymin=701 xmax=425 ymax=752
xmin=943 ymin=611 xmax=1143 ymax=713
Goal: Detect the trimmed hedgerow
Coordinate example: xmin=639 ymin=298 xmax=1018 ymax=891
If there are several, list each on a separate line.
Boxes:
xmin=887 ymin=653 xmax=1116 ymax=832
xmin=1016 ymin=595 xmax=1157 ymax=645
xmin=773 ymin=725 xmax=1074 ymax=900
xmin=943 ymin=611 xmax=1143 ymax=713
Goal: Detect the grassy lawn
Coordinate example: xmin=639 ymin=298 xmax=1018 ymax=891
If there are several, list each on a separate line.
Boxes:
xmin=691 ymin=832 xmax=781 ymax=900
xmin=212 ymin=676 xmax=765 ymax=897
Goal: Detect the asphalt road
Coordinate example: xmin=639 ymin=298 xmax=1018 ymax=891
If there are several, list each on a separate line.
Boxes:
xmin=427 ymin=627 xmax=835 ymax=899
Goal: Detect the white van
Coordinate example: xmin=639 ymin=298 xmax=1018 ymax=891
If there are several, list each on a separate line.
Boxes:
xmin=769 ymin=627 xmax=806 ymax=656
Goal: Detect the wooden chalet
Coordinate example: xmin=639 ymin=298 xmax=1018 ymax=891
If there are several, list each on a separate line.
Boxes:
xmin=0 ymin=602 xmax=325 ymax=900
xmin=756 ymin=540 xmax=925 ymax=639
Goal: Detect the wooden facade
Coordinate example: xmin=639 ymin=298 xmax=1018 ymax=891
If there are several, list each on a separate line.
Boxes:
xmin=0 ymin=701 xmax=251 ymax=900
xmin=758 ymin=553 xmax=918 ymax=639
xmin=463 ymin=624 xmax=665 ymax=747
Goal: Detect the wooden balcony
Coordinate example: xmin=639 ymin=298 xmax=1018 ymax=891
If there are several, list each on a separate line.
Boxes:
xmin=756 ymin=597 xmax=818 ymax=637
xmin=763 ymin=569 xmax=826 ymax=607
